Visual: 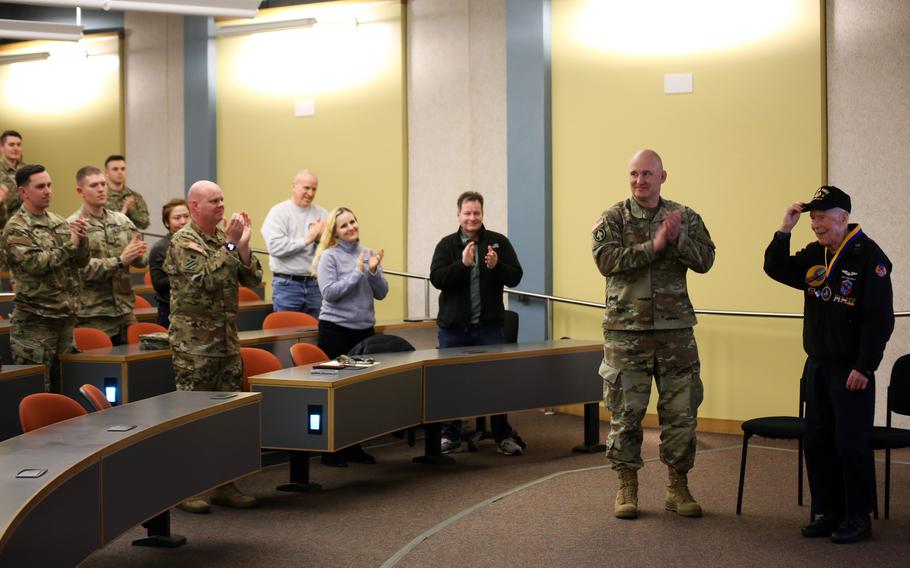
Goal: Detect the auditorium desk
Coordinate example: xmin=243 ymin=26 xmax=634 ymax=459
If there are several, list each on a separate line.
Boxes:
xmin=249 ymin=340 xmax=605 ymax=486
xmin=0 ymin=365 xmax=45 ymax=442
xmin=133 ymin=283 xmax=268 ymax=307
xmin=0 ymin=391 xmax=261 ymax=567
xmin=58 ymin=326 xmax=319 ymax=404
xmin=134 ymin=299 xmax=273 ymax=330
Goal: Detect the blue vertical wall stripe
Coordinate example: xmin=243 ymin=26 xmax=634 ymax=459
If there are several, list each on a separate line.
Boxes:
xmin=183 ymin=15 xmax=217 ymax=190
xmin=506 ymin=0 xmax=551 ymax=341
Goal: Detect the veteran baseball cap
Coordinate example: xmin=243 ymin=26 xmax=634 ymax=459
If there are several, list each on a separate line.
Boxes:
xmin=802 ymin=185 xmax=851 ymax=213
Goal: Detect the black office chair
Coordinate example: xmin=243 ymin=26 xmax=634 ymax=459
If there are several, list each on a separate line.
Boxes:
xmin=870 ymin=354 xmax=910 ymax=519
xmin=474 ymin=310 xmax=519 ymax=439
xmin=736 ymin=370 xmax=806 ymax=515
xmin=350 ymin=334 xmax=418 ymax=446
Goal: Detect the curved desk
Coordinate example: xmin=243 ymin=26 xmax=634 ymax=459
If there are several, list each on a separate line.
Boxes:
xmin=249 ymin=340 xmax=605 ymax=486
xmin=0 ymin=365 xmax=45 ymax=441
xmin=0 ymin=391 xmax=261 ymax=567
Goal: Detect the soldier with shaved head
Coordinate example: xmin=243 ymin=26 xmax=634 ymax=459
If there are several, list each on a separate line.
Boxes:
xmin=591 ymin=149 xmax=715 ymax=519
xmin=165 ymin=179 xmax=262 ymax=513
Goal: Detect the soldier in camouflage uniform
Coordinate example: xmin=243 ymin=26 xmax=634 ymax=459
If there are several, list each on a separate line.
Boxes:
xmin=69 ymin=166 xmax=148 ymax=344
xmin=104 ymin=155 xmax=150 ymax=230
xmin=0 ymin=165 xmax=90 ymax=391
xmin=0 ymin=130 xmax=24 ymax=231
xmin=165 ymin=179 xmax=262 ymax=513
xmin=592 ymin=149 xmax=715 ymax=519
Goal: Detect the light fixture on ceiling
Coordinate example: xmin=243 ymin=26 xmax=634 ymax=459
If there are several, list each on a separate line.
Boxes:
xmin=0 ymin=19 xmax=83 ymax=41
xmin=8 ymin=0 xmax=261 ymax=18
xmin=215 ymin=17 xmax=318 ymax=38
xmin=0 ymin=51 xmax=52 ymax=65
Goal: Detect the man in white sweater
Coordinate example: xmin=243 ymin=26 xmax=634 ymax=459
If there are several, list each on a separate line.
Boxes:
xmin=261 ymin=170 xmax=328 ymax=318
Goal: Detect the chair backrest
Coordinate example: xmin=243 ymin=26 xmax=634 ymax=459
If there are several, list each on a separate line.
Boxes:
xmin=20 ymin=393 xmax=88 ymax=432
xmin=74 ymin=327 xmax=113 ymax=350
xmin=134 ymin=294 xmax=153 ymax=309
xmin=126 ymin=322 xmax=168 ymax=344
xmin=240 ymin=347 xmax=283 ymax=391
xmin=143 ymin=270 xmax=152 ymax=286
xmin=263 ymin=310 xmax=318 ymax=330
xmin=79 ymin=384 xmax=113 ymax=411
xmin=239 ymin=287 xmax=262 ymax=301
xmin=290 ymin=343 xmax=329 ymax=366
xmin=888 ymin=354 xmax=910 ymax=422
xmin=503 ymin=310 xmax=519 ymax=344
xmin=348 ymin=334 xmax=415 ymax=355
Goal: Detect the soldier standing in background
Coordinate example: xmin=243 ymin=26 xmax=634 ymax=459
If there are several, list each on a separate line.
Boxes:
xmin=591 ymin=149 xmax=715 ymax=519
xmin=0 ymin=130 xmax=24 ymax=230
xmin=104 ymin=155 xmax=150 ymax=230
xmin=69 ymin=166 xmax=148 ymax=345
xmin=165 ymin=179 xmax=262 ymax=513
xmin=1 ymin=164 xmax=89 ymax=391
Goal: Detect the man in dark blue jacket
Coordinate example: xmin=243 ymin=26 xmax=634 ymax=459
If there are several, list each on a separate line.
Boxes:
xmin=764 ymin=185 xmax=894 ymax=544
xmin=430 ymin=191 xmax=524 ymax=455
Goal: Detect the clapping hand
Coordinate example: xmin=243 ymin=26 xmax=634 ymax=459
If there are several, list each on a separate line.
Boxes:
xmin=484 ymin=246 xmax=498 ymax=269
xmin=462 ymin=241 xmax=476 ymax=267
xmin=70 ymin=214 xmax=89 ymax=246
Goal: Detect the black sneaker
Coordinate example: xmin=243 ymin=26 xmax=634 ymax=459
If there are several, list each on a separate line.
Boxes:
xmin=343 ymin=444 xmax=376 ymax=465
xmin=321 ymin=452 xmax=349 ymax=467
xmin=801 ymin=514 xmax=841 ymax=538
xmin=830 ymin=515 xmax=871 ymax=544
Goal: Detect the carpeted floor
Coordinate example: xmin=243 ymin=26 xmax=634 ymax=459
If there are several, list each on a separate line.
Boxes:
xmin=82 ymin=411 xmax=909 ymax=567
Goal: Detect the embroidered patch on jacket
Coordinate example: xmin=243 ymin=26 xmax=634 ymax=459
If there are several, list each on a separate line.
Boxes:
xmin=185 ymin=242 xmax=205 ymax=254
xmin=875 ymin=263 xmax=888 ymax=278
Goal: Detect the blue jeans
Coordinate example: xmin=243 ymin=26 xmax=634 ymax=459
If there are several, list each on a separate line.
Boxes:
xmin=272 ymin=276 xmax=322 ymax=319
xmin=438 ymin=324 xmax=513 ymax=443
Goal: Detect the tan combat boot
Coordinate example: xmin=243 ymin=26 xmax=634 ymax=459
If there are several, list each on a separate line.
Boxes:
xmin=614 ymin=469 xmax=639 ymax=519
xmin=665 ymin=469 xmax=702 ymax=517
xmin=211 ymin=482 xmax=258 ymax=509
xmin=177 ymin=498 xmax=211 ymax=514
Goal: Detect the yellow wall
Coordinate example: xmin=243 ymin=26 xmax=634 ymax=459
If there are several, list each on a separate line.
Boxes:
xmin=551 ymin=0 xmax=825 ymax=421
xmin=215 ymin=0 xmax=407 ymax=320
xmin=0 ymin=34 xmax=123 ymax=219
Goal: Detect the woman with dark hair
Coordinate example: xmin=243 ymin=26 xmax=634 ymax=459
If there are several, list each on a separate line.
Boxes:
xmin=148 ymin=198 xmax=189 ymax=327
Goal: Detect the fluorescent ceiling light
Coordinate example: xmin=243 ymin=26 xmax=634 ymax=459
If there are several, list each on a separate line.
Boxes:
xmin=7 ymin=0 xmax=261 ymax=18
xmin=0 ymin=51 xmax=52 ymax=65
xmin=0 ymin=18 xmax=82 ymax=41
xmin=215 ymin=17 xmax=317 ymax=37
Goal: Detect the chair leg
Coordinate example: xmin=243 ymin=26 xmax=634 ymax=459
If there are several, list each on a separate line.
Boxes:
xmin=885 ymin=448 xmax=891 ymax=520
xmin=736 ymin=434 xmax=751 ymax=515
xmin=797 ymin=436 xmax=804 ymax=507
xmin=872 ymin=462 xmax=879 ymax=520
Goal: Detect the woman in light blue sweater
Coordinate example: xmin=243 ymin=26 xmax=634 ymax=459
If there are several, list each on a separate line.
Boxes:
xmin=312 ymin=207 xmax=388 ymax=466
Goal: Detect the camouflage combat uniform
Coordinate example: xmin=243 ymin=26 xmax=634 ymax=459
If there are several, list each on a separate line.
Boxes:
xmin=69 ymin=207 xmax=146 ymax=343
xmin=105 ymin=185 xmax=150 ymax=230
xmin=164 ymin=220 xmax=262 ymax=391
xmin=1 ymin=207 xmax=90 ymax=390
xmin=592 ymin=197 xmax=715 ymax=473
xmin=0 ymin=160 xmax=23 ymax=228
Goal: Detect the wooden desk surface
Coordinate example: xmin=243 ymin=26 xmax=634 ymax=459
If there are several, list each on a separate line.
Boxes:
xmin=249 ymin=339 xmax=603 ymax=389
xmin=0 ymin=391 xmax=261 ymax=558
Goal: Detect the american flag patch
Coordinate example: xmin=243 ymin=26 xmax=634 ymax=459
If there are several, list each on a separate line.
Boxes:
xmin=185 ymin=242 xmax=205 ymax=254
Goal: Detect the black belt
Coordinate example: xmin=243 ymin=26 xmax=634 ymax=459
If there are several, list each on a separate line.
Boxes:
xmin=274 ymin=272 xmax=317 ymax=282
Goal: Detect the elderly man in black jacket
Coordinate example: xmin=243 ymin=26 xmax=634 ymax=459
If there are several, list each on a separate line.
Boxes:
xmin=764 ymin=185 xmax=894 ymax=544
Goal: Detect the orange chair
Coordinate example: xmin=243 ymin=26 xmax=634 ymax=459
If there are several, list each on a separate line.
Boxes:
xmin=290 ymin=343 xmax=329 ymax=367
xmin=240 ymin=347 xmax=283 ymax=392
xmin=262 ymin=311 xmax=318 ymax=330
xmin=126 ymin=322 xmax=168 ymax=344
xmin=19 ymin=393 xmax=88 ymax=432
xmin=74 ymin=327 xmax=113 ymax=350
xmin=134 ymin=295 xmax=153 ymax=309
xmin=79 ymin=384 xmax=113 ymax=411
xmin=239 ymin=287 xmax=262 ymax=301
xmin=143 ymin=271 xmax=152 ymax=286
